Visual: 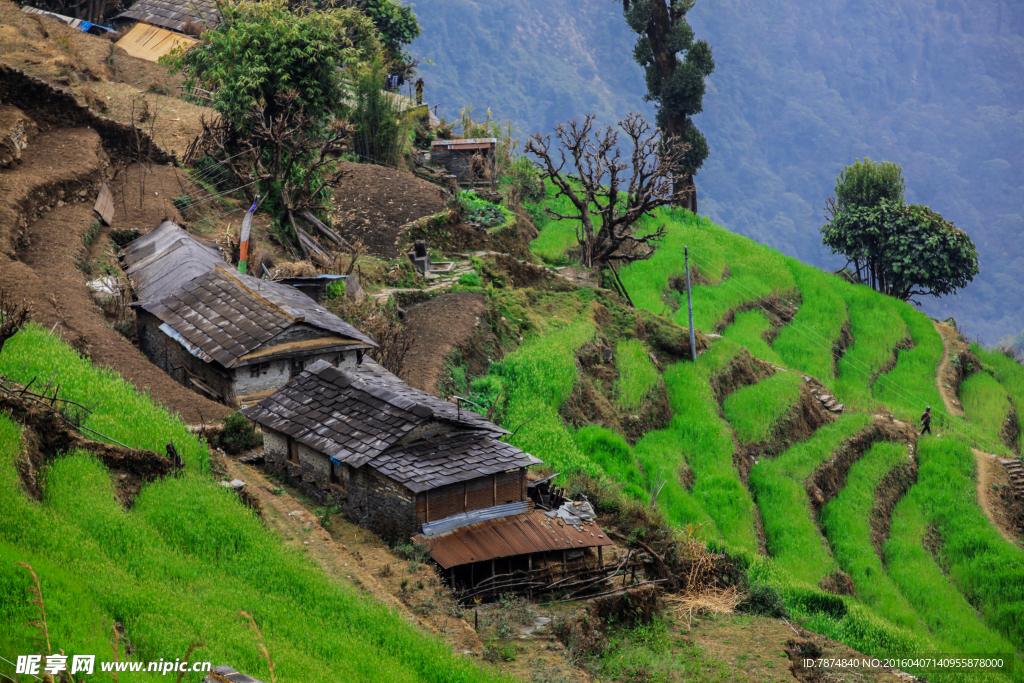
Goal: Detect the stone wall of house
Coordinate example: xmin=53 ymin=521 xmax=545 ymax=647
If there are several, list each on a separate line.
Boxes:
xmin=233 ymin=349 xmax=359 ymax=402
xmin=262 ymin=427 xmax=418 ymax=543
xmin=137 ymin=309 xmax=234 ymax=403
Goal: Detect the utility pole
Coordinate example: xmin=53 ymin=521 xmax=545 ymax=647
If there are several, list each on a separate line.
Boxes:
xmin=685 ymin=246 xmax=696 ymax=361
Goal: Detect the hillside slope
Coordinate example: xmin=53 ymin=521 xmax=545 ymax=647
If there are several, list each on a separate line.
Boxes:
xmin=443 ymin=186 xmax=1024 ymax=679
xmin=410 ymin=0 xmax=1024 ymax=343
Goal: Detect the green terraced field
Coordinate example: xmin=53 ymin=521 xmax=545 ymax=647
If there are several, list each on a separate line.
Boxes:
xmin=724 ymin=370 xmax=803 ymax=445
xmin=518 ymin=196 xmax=1024 ymax=675
xmin=0 ymin=340 xmax=509 ymax=683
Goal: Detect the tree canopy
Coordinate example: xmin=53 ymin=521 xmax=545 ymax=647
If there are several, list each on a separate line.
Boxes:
xmin=622 ymin=0 xmax=714 ymax=209
xmin=821 ymin=161 xmax=979 ymax=302
xmin=167 ymin=0 xmax=380 ymax=126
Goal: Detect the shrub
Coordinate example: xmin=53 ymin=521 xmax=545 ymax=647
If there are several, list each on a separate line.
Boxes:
xmin=327 ymin=279 xmax=347 ymax=300
xmin=215 ymin=411 xmax=262 ymax=455
xmin=738 ymin=583 xmax=789 ymax=618
xmin=457 ymin=271 xmax=482 ymax=288
xmin=109 ymin=228 xmax=141 ymax=248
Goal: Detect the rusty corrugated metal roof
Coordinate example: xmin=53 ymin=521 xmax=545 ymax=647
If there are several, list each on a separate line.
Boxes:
xmin=412 ymin=510 xmax=613 ymax=569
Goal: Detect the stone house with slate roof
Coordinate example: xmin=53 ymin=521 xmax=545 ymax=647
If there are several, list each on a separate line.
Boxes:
xmin=122 ymin=222 xmax=375 ymax=405
xmin=241 ymin=358 xmax=543 ymax=543
xmin=116 ymin=0 xmax=219 ymax=33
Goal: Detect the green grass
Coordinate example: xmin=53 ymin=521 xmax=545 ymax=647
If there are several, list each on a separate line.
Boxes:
xmin=617 ymin=208 xmax=795 ymax=331
xmin=0 ymin=344 xmax=510 ymax=683
xmin=772 ymin=259 xmax=849 ymax=382
xmin=912 ymin=438 xmax=1024 ymax=646
xmin=832 ymin=284 xmax=909 ymax=412
xmin=0 ymin=324 xmax=208 ymax=470
xmin=885 ymin=494 xmax=1020 ymax=671
xmin=573 ymin=425 xmax=648 ymax=501
xmin=721 ymin=309 xmax=785 ymax=366
xmin=634 ymin=342 xmax=758 ymax=553
xmin=873 ymin=306 xmax=945 ymax=424
xmin=749 ymin=413 xmax=873 ymax=585
xmin=723 ymin=370 xmax=803 ymax=445
xmin=497 ymin=316 xmax=603 ymax=479
xmin=974 ymin=345 xmax=1024 ymax=444
xmin=616 ymin=339 xmax=660 ymax=411
xmin=960 ymin=372 xmax=1015 ymax=454
xmin=527 ymin=181 xmax=582 ymax=265
xmin=820 ymin=442 xmax=925 ymax=634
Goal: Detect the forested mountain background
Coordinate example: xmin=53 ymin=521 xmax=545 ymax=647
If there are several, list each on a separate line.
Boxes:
xmin=410 ymin=0 xmax=1024 ymax=345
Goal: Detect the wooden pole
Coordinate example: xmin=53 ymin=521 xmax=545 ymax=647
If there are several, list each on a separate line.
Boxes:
xmin=685 ymin=246 xmax=696 ymax=361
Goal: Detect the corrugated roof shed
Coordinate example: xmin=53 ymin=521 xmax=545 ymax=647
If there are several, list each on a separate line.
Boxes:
xmin=117 ymin=0 xmax=219 ymax=33
xmin=241 ymin=359 xmax=524 ymax=475
xmin=412 ymin=509 xmax=613 ymax=569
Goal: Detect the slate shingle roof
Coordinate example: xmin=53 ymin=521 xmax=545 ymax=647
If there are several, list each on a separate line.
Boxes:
xmin=117 ymin=0 xmax=219 ymax=33
xmin=376 ymin=433 xmax=538 ymax=493
xmin=122 ymin=221 xmax=222 ymax=303
xmin=124 ymin=223 xmax=375 ymax=368
xmin=241 ymin=360 xmax=534 ymax=488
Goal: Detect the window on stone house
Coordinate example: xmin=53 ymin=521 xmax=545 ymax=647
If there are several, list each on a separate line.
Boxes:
xmin=249 ymin=363 xmax=262 ymax=378
xmin=290 ymin=358 xmax=304 ymax=379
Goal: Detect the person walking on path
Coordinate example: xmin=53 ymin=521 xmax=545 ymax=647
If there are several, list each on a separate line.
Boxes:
xmin=921 ymin=405 xmax=932 ymax=435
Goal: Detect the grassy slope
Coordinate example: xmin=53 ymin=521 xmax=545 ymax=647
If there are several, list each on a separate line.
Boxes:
xmin=519 ymin=197 xmax=1024 ymax=673
xmin=721 ymin=310 xmax=785 ymax=367
xmin=0 ymin=328 xmax=508 ymax=683
xmin=819 ymin=442 xmax=925 ymax=635
xmin=616 ymin=339 xmax=661 ymax=411
xmin=772 ymin=259 xmax=849 ymax=382
xmin=960 ymin=371 xmax=1016 ymax=454
xmin=724 ymin=370 xmax=803 ymax=445
xmin=749 ymin=413 xmax=872 ymax=585
xmin=974 ymin=344 xmax=1024 ymax=444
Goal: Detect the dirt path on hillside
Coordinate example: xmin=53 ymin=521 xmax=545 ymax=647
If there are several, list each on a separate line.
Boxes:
xmin=400 ymin=292 xmax=486 ymax=395
xmin=934 ymin=320 xmax=966 ymax=417
xmin=224 ymin=459 xmax=485 ymax=656
xmin=972 ymin=448 xmax=1019 ymax=544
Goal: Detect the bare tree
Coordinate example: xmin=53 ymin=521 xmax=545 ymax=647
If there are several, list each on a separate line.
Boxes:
xmin=525 ymin=113 xmax=690 ymax=269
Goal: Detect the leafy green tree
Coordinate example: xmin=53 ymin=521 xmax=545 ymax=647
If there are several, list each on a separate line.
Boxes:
xmin=355 ymin=0 xmax=420 ymax=68
xmin=822 ymin=197 xmax=979 ymax=302
xmin=622 ymin=0 xmax=714 ymax=212
xmin=165 ymin=0 xmax=380 ymax=249
xmin=832 ymin=157 xmax=906 ymax=213
xmin=167 ymin=0 xmax=379 ymax=127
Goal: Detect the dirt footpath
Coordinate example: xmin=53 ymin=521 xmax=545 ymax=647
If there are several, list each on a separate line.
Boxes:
xmin=400 ymin=292 xmax=486 ymax=396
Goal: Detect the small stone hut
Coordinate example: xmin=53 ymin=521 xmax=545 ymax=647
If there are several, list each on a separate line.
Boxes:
xmin=430 ymin=138 xmax=497 ymax=185
xmin=123 ymin=222 xmax=375 ymax=405
xmin=241 ymin=358 xmax=541 ymax=542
